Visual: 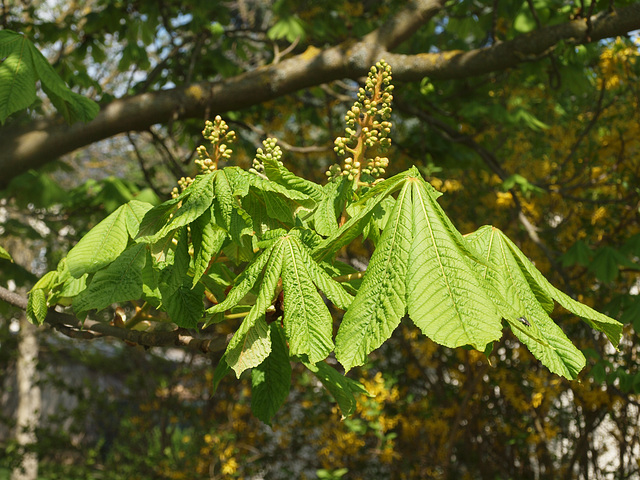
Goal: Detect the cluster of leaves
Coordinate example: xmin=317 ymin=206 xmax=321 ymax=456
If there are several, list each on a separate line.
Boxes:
xmin=0 ymin=30 xmax=98 ymax=124
xmin=26 ymin=61 xmax=622 ymax=424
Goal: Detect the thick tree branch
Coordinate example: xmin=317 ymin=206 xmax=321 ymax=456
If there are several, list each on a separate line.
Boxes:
xmin=1 ymin=3 xmax=639 ymax=187
xmin=0 ymin=286 xmax=227 ymax=355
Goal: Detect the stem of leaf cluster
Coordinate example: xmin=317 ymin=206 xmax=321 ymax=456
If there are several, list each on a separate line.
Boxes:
xmin=332 ymin=271 xmax=366 ymax=283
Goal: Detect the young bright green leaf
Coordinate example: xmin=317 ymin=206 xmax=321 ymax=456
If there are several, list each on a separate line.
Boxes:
xmin=0 ymin=246 xmax=13 ymax=262
xmin=495 ymin=227 xmax=623 ymax=347
xmin=137 ymin=172 xmax=216 ymax=243
xmin=136 ymin=196 xmax=181 ymax=242
xmin=73 ymin=244 xmax=146 ymax=314
xmin=251 ymin=323 xmax=292 ymax=424
xmin=242 ymin=167 xmax=316 ymax=209
xmin=466 ymin=225 xmax=586 ymax=379
xmin=224 ymin=242 xmax=284 ymax=376
xmin=191 ymin=207 xmax=226 ymax=287
xmin=263 ymin=156 xmax=324 ymax=203
xmin=26 ymin=288 xmax=47 ymax=325
xmin=244 ymin=187 xmax=296 ymax=230
xmin=48 ymin=259 xmax=88 ymax=306
xmin=214 ymin=171 xmax=254 ymax=258
xmin=281 ymin=236 xmax=335 ymax=364
xmin=123 ymin=200 xmax=154 ymax=238
xmin=67 ymin=204 xmax=130 ymax=278
xmin=335 ymin=181 xmax=412 ymax=372
xmin=303 ymin=361 xmax=371 ymax=419
xmin=312 ymin=169 xmax=411 ymax=262
xmin=205 ymin=242 xmax=274 ymax=318
xmin=406 ymin=179 xmax=502 ymax=350
xmin=226 ymin=315 xmax=272 ymax=378
xmin=31 ymin=270 xmax=58 ymax=292
xmin=239 ymin=168 xmax=316 ymax=230
xmin=313 ymin=177 xmax=352 ymax=237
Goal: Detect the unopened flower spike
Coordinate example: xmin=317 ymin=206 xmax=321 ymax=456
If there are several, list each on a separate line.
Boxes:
xmin=195 ymin=115 xmax=236 ymax=174
xmin=327 ymin=59 xmax=394 ymax=184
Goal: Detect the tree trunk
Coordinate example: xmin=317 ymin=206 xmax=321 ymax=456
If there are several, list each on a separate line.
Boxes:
xmin=10 ymin=317 xmax=40 ymax=480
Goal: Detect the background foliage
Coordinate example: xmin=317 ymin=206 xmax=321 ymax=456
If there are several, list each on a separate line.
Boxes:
xmin=1 ymin=0 xmax=640 ymax=479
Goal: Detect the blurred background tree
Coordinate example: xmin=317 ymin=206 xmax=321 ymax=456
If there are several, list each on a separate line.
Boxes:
xmin=1 ymin=0 xmax=640 ymax=479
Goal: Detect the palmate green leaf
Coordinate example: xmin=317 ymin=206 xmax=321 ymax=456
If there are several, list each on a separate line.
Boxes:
xmin=335 ymin=181 xmax=412 ymax=372
xmin=335 ymin=172 xmax=504 ymax=372
xmin=73 ymin=244 xmax=146 ymax=314
xmin=312 ymin=169 xmax=411 ymax=262
xmin=281 ymin=236 xmax=335 ymax=363
xmin=303 ymin=361 xmax=371 ymax=419
xmin=135 ymin=196 xmax=181 ymax=242
xmin=137 ymin=172 xmax=217 ymax=244
xmin=32 ymin=45 xmax=99 ymax=123
xmin=224 ymin=242 xmax=284 ymax=377
xmin=0 ymin=30 xmax=98 ymax=124
xmin=154 ymin=229 xmax=205 ymax=328
xmin=263 ymin=156 xmax=324 ymax=203
xmin=251 ymin=323 xmax=292 ymax=424
xmin=296 ymin=244 xmax=354 ymax=311
xmin=407 ymin=178 xmax=502 ymax=350
xmin=466 ymin=226 xmax=585 ymax=379
xmin=215 ymin=230 xmax=353 ymax=374
xmin=67 ymin=203 xmax=130 ymax=278
xmin=0 ymin=30 xmax=36 ymax=123
xmin=497 ymin=229 xmax=623 ymax=347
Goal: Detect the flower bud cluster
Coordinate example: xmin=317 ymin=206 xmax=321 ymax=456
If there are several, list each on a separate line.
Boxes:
xmin=362 ymin=156 xmax=390 ymax=178
xmin=327 ymin=60 xmax=394 ymax=182
xmin=171 ymin=176 xmax=194 ymax=198
xmin=196 ymin=115 xmax=237 ymax=174
xmin=249 ymin=138 xmax=283 ymax=176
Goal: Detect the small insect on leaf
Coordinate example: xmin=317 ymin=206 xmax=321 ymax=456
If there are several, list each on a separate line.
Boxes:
xmin=518 ymin=316 xmax=531 ymax=327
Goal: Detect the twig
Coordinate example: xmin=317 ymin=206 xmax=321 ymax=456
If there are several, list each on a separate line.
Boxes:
xmin=229 ymin=120 xmax=333 ymax=153
xmin=273 ymin=36 xmax=300 ymax=64
xmin=126 ymin=133 xmax=164 ymax=198
xmin=0 ymin=286 xmax=227 ymax=355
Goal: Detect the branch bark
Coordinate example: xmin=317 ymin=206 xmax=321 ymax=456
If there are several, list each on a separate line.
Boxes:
xmin=0 ymin=286 xmax=227 ymax=355
xmin=1 ymin=3 xmax=640 ymax=187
